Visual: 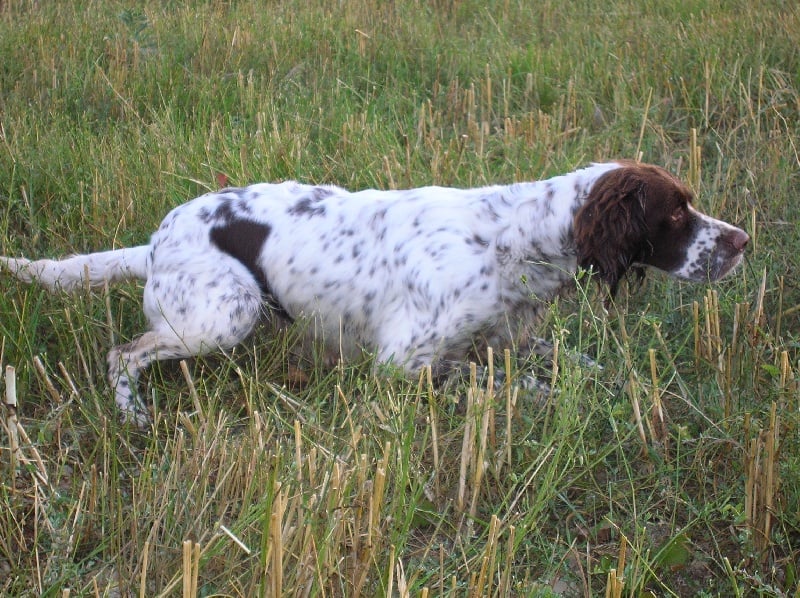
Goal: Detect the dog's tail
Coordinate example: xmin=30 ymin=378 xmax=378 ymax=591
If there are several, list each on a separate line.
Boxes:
xmin=0 ymin=245 xmax=149 ymax=292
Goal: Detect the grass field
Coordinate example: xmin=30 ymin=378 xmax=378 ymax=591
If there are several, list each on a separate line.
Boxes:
xmin=1 ymin=0 xmax=799 ymax=595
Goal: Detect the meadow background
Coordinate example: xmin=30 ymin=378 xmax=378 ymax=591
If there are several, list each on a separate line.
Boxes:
xmin=1 ymin=0 xmax=799 ymax=595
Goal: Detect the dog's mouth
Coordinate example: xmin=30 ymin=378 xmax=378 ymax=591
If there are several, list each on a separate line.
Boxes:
xmin=670 ymin=223 xmax=749 ymax=283
xmin=710 ymin=250 xmax=746 ymax=281
xmin=711 ymin=227 xmax=749 ymax=280
xmin=676 ymin=241 xmax=747 ymax=282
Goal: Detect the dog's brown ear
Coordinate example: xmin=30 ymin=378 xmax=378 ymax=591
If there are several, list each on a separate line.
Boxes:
xmin=573 ymin=166 xmax=649 ymax=295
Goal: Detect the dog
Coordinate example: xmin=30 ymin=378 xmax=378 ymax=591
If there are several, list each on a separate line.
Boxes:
xmin=1 ymin=161 xmax=749 ymax=425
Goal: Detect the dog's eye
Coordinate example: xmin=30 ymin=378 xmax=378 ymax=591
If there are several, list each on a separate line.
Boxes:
xmin=670 ymin=206 xmax=687 ymax=224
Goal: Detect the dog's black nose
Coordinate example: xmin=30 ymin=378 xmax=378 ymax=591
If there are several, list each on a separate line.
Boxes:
xmin=730 ymin=228 xmax=749 ymax=251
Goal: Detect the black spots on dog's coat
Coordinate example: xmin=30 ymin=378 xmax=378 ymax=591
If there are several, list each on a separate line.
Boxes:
xmin=287 ymin=188 xmax=333 ymax=218
xmin=209 ymin=219 xmax=270 ymax=282
xmin=209 ymin=219 xmax=290 ymax=318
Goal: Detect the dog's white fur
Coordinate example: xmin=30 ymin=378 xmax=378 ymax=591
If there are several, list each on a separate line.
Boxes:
xmin=1 ymin=161 xmax=748 ymax=425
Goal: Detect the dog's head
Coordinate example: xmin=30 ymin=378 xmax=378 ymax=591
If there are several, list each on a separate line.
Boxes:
xmin=574 ymin=162 xmax=749 ymax=295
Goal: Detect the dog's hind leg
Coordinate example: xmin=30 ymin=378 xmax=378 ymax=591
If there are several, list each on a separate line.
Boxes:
xmin=108 ymin=331 xmax=199 ymax=426
xmin=109 ymin=265 xmax=264 ymax=426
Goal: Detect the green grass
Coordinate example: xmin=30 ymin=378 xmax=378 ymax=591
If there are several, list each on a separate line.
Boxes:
xmin=1 ymin=0 xmax=799 ymax=595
